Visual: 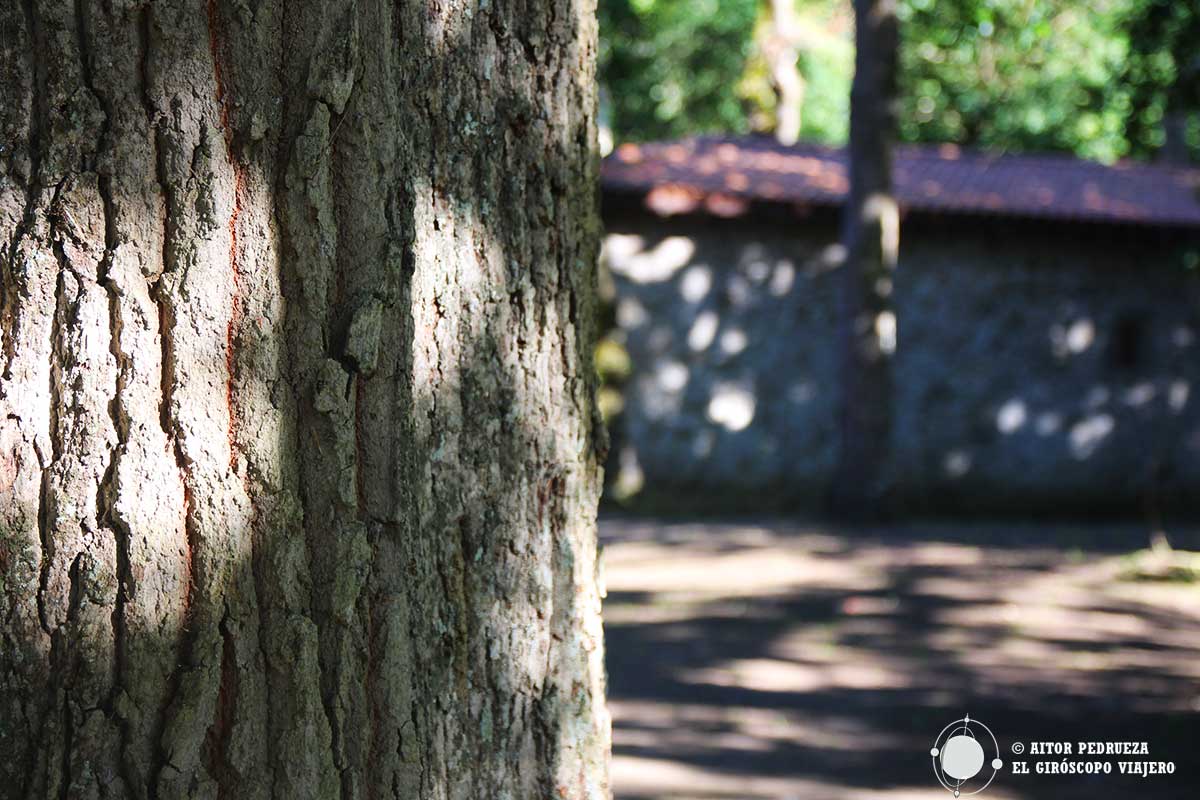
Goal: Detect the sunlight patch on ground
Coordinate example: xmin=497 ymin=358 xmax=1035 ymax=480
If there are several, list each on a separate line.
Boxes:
xmin=612 ymin=753 xmax=1026 ymax=800
xmin=604 ymin=540 xmax=888 ymax=598
xmin=681 ymin=656 xmax=910 ymax=693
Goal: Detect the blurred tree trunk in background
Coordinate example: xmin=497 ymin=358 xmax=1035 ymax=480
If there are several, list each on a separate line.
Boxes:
xmin=764 ymin=0 xmax=807 ymax=146
xmin=0 ymin=1 xmax=609 ymax=798
xmin=830 ymin=0 xmax=899 ymax=518
xmin=1160 ymin=111 xmax=1191 ymax=164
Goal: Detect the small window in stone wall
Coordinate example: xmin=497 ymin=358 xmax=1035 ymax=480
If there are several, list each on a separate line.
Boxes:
xmin=1109 ymin=313 xmax=1147 ymax=370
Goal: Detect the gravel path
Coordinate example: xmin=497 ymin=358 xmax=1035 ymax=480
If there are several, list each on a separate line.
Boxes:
xmin=600 ymin=516 xmax=1200 ymax=800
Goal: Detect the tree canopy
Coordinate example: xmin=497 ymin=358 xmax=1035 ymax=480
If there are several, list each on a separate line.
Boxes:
xmin=598 ymin=0 xmax=1200 ymax=163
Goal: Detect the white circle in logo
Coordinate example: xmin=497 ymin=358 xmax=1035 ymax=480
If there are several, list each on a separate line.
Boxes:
xmin=941 ymin=735 xmax=985 ymax=781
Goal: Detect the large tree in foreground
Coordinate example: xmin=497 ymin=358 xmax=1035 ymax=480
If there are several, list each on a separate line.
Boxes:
xmin=0 ymin=1 xmax=609 ymax=797
xmin=831 ymin=0 xmax=899 ymax=517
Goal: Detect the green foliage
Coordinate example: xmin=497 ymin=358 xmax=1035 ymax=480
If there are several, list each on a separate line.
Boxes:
xmin=1122 ymin=0 xmax=1200 ymax=157
xmin=792 ymin=36 xmax=853 ymax=143
xmin=898 ymin=0 xmax=1134 ymax=162
xmin=598 ymin=0 xmax=1200 ymax=162
xmin=598 ymin=0 xmax=760 ymax=141
xmin=594 ymin=338 xmax=631 ymax=423
xmin=899 ymin=0 xmax=1200 ymax=161
xmin=1118 ymin=548 xmax=1200 ymax=584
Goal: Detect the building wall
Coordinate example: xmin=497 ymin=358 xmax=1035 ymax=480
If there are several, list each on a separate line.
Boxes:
xmin=602 ymin=207 xmax=1200 ymax=514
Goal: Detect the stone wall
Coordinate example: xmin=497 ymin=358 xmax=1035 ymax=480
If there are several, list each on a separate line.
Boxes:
xmin=602 ymin=205 xmax=1200 ymax=514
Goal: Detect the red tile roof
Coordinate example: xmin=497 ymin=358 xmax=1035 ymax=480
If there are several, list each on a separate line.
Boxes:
xmin=601 ymin=136 xmax=1200 ymax=228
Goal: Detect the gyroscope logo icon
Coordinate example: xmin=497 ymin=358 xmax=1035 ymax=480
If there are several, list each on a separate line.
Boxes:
xmin=930 ymin=714 xmax=1003 ymax=796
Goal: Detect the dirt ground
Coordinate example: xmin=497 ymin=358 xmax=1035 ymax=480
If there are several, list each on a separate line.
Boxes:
xmin=600 ymin=516 xmax=1200 ymax=800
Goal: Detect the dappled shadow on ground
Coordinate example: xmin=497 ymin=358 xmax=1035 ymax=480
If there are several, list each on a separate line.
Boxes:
xmin=601 ymin=517 xmax=1200 ymax=800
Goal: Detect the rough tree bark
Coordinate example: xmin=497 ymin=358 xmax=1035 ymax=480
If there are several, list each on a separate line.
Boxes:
xmin=0 ymin=1 xmax=609 ymax=798
xmin=830 ymin=0 xmax=898 ymax=517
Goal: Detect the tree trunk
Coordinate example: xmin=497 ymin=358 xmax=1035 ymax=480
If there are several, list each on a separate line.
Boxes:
xmin=1160 ymin=110 xmax=1191 ymax=164
xmin=764 ymin=0 xmax=806 ymax=147
xmin=0 ymin=1 xmax=609 ymax=798
xmin=830 ymin=0 xmax=899 ymax=517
